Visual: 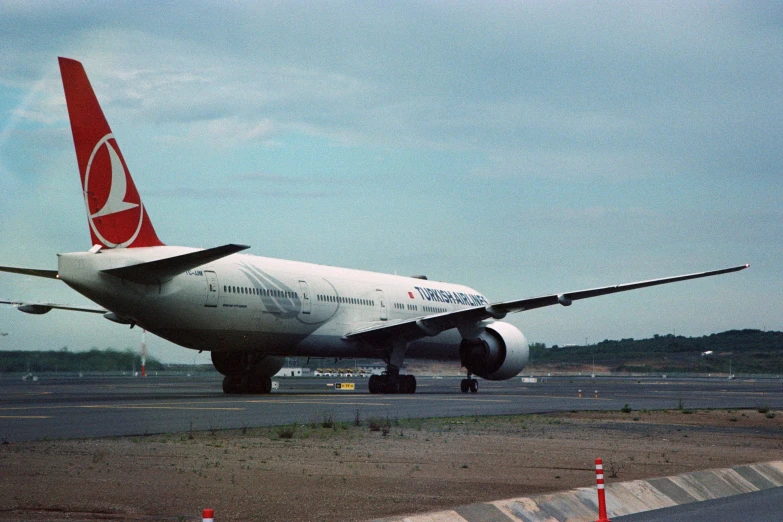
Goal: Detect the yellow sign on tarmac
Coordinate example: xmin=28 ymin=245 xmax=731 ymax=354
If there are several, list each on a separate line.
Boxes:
xmin=335 ymin=382 xmax=355 ymax=391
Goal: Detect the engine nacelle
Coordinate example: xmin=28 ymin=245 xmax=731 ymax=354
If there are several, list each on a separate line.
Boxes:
xmin=17 ymin=304 xmax=52 ymax=315
xmin=460 ymin=321 xmax=529 ymax=381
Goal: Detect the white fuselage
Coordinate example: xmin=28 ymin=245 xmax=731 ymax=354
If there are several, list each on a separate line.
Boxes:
xmin=57 ymin=247 xmax=489 ymax=360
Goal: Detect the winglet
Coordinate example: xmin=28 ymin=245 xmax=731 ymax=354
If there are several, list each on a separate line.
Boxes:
xmin=59 ymin=57 xmax=164 ymax=249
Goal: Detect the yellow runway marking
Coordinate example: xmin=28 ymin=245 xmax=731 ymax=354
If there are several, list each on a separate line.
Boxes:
xmin=3 ymin=391 xmax=53 ymax=398
xmin=79 ymin=405 xmax=244 ymax=411
xmin=392 ymin=396 xmax=513 ymax=403
xmin=513 ymin=394 xmax=614 ymax=400
xmin=244 ymin=400 xmax=391 ymax=406
xmin=0 ymin=415 xmax=51 ymax=419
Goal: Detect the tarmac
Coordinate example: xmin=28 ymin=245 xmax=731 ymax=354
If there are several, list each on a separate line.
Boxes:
xmin=2 ymin=373 xmax=783 ymax=442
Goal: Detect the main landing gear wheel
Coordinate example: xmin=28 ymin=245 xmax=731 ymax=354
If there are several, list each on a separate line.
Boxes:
xmin=368 ymin=373 xmax=416 ymax=394
xmin=399 ymin=374 xmax=417 ymax=394
xmin=222 ymin=374 xmax=272 ymax=394
xmin=223 ymin=374 xmax=243 ymax=394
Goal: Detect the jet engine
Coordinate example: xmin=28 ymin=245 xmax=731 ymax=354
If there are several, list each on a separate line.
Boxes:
xmin=459 ymin=321 xmax=529 ymax=380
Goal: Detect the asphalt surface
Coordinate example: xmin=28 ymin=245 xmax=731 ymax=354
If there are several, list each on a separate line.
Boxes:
xmin=1 ymin=373 xmax=782 ymax=442
xmin=614 ymin=486 xmax=783 ymax=522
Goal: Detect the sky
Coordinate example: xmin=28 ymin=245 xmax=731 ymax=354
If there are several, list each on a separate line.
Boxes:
xmin=0 ymin=1 xmax=781 ymax=364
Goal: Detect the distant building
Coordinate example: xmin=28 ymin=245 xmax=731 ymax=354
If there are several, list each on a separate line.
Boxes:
xmin=274 ymin=367 xmax=304 ymax=377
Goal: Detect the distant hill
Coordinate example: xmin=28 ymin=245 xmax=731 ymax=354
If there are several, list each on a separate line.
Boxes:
xmin=3 ymin=330 xmax=781 ymax=375
xmin=528 ymin=329 xmax=783 ymax=374
xmin=0 ymin=348 xmax=164 ymax=373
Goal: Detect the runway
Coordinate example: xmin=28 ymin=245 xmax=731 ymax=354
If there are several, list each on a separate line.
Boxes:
xmin=1 ymin=374 xmax=782 ymax=442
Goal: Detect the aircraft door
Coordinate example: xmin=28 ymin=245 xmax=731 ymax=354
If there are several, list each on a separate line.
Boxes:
xmin=376 ymin=289 xmax=387 ymax=321
xmin=204 ymin=270 xmax=219 ymax=307
xmin=298 ymin=280 xmax=311 ymax=314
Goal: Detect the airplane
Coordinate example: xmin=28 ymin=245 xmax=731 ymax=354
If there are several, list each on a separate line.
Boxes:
xmin=0 ymin=57 xmax=748 ymax=395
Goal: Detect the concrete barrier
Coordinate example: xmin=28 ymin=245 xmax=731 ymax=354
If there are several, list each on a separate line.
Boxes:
xmin=371 ymin=460 xmax=783 ymax=522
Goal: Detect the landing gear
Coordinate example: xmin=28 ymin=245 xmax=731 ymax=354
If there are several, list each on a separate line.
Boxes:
xmin=222 ymin=373 xmax=273 ymax=394
xmin=222 ymin=374 xmax=244 ymax=394
xmin=460 ymin=373 xmax=479 ymax=393
xmin=400 ymin=374 xmax=417 ymax=394
xmin=368 ymin=340 xmax=417 ymax=394
xmin=368 ymin=372 xmax=416 ymax=394
xmin=213 ymin=351 xmax=282 ymax=395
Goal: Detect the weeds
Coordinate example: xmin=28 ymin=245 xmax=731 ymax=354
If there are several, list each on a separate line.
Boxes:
xmin=606 ymin=458 xmax=622 ymax=478
xmin=368 ymin=417 xmax=392 ymax=435
xmin=277 ymin=424 xmax=296 ymax=439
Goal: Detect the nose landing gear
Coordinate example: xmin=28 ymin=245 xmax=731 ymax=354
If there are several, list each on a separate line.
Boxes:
xmin=460 ymin=372 xmax=479 ymax=393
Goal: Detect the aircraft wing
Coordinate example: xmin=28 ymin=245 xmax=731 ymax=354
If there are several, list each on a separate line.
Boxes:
xmin=344 ymin=264 xmax=749 ymax=343
xmin=0 ymin=299 xmax=107 ymax=315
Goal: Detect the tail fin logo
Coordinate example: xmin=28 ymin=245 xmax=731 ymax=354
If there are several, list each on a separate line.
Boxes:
xmin=84 ymin=133 xmax=146 ymax=248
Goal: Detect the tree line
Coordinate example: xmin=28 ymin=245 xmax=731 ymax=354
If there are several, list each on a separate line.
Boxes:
xmin=529 ymin=329 xmax=783 ymax=374
xmin=0 ymin=348 xmax=164 ymax=373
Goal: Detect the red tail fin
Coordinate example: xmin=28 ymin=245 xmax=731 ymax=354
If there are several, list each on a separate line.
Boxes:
xmin=59 ymin=57 xmax=163 ymax=249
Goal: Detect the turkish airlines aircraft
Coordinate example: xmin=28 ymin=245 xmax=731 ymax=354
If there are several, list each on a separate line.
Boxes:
xmin=1 ymin=58 xmax=748 ymax=395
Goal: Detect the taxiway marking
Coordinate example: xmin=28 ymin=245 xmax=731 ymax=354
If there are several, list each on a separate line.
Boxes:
xmin=79 ymin=405 xmax=244 ymax=411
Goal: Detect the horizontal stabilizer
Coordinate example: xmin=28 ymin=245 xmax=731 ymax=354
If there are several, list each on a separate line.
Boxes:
xmin=0 ymin=299 xmax=106 ymax=314
xmin=101 ymin=244 xmax=250 ymax=284
xmin=0 ymin=266 xmax=58 ymax=279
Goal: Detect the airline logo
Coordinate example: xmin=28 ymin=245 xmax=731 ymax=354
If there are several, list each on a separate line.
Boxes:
xmin=59 ymin=57 xmax=163 ymax=249
xmin=413 ymin=286 xmax=488 ymax=306
xmin=84 ymin=133 xmax=146 ymax=248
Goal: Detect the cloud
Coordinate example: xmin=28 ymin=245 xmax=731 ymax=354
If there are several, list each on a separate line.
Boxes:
xmin=2 ymin=3 xmax=780 ymax=181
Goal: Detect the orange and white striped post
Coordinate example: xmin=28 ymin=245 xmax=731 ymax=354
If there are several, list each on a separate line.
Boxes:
xmin=595 ymin=458 xmax=610 ymax=522
xmin=202 ymin=508 xmax=214 ymax=522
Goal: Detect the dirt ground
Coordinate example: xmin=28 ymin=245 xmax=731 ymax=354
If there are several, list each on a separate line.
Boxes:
xmin=1 ymin=408 xmax=781 ymax=521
